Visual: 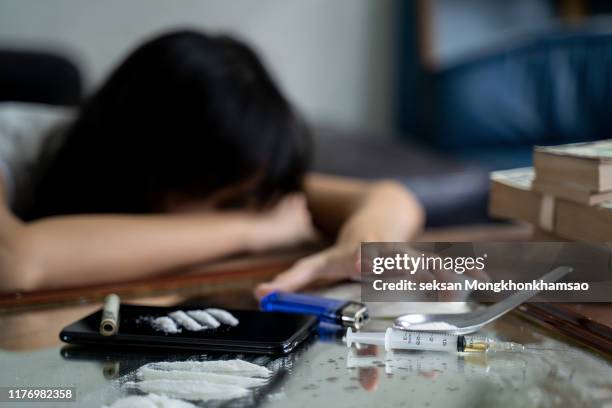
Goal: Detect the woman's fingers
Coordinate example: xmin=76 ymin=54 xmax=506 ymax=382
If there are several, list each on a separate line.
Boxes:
xmin=465 ymin=267 xmax=491 ymax=283
xmin=253 ymin=244 xmax=361 ymax=299
xmin=254 ymin=255 xmax=323 ymax=299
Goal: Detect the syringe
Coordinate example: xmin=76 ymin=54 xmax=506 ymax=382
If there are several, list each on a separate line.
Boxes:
xmin=346 ymin=328 xmax=525 ymax=353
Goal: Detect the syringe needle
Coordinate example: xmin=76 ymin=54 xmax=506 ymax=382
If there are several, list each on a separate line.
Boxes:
xmin=485 ymin=341 xmax=525 ymax=353
xmin=523 ymin=347 xmax=578 ymax=352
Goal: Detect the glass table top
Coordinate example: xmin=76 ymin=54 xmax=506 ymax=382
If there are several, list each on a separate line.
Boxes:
xmin=1 ymin=311 xmax=611 ymax=408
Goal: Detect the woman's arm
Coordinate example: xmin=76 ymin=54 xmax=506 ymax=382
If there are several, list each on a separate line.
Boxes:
xmin=254 ymin=173 xmax=424 ymax=297
xmin=305 ymin=173 xmax=424 ymax=243
xmin=0 ymin=181 xmax=314 ymax=293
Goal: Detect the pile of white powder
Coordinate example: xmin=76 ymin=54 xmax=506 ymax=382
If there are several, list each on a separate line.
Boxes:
xmin=105 ymin=359 xmax=272 ymax=407
xmin=141 ymin=308 xmax=239 ymax=334
xmin=103 ymin=393 xmax=196 ymax=408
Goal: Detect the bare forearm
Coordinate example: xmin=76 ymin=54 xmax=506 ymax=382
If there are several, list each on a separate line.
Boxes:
xmin=305 ymin=174 xmax=424 ymax=242
xmin=7 ymin=212 xmax=259 ymax=291
xmin=255 ymin=181 xmax=425 ymax=298
xmin=336 ymin=181 xmax=424 ymax=245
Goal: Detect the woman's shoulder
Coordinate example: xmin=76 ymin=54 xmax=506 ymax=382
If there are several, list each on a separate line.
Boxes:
xmin=0 ymin=101 xmax=77 ymax=163
xmin=0 ymin=102 xmax=77 ymax=216
xmin=0 ymin=101 xmax=77 ymax=162
xmin=0 ymin=101 xmax=76 ymax=127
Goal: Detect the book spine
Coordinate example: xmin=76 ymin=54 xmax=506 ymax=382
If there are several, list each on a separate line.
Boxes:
xmin=490 ymin=179 xmax=612 ymax=241
xmin=534 ymin=151 xmax=601 ymax=191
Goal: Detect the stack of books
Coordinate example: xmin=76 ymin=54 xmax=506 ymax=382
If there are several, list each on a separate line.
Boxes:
xmin=489 ymin=140 xmax=612 ymax=241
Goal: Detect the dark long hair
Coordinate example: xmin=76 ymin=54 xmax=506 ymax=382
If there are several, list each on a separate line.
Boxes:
xmin=29 ymin=30 xmax=310 ymax=219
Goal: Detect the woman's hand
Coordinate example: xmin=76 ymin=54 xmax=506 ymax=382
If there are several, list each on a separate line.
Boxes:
xmin=254 ymin=242 xmax=360 ymax=298
xmin=254 ymin=175 xmax=425 ymax=298
xmin=249 ymin=193 xmax=318 ymax=252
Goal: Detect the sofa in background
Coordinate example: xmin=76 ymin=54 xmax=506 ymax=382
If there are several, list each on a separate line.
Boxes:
xmin=0 ymin=49 xmax=82 ymax=106
xmin=311 ymin=129 xmax=490 ymax=226
xmin=398 ymin=26 xmax=612 ymax=171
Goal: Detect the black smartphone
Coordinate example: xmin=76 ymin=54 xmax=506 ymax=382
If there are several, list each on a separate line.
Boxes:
xmin=60 ymin=305 xmax=317 ymax=354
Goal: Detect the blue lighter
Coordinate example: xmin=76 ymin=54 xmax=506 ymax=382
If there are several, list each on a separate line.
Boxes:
xmin=260 ymin=291 xmax=369 ymax=330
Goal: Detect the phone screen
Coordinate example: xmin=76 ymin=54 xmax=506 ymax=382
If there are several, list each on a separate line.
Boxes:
xmin=60 ymin=304 xmax=317 ymax=354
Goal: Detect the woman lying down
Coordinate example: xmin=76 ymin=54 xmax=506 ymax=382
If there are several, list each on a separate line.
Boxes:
xmin=0 ymin=30 xmax=423 ymax=297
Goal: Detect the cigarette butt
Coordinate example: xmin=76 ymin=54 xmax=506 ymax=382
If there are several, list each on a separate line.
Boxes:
xmin=100 ymin=294 xmax=120 ymax=336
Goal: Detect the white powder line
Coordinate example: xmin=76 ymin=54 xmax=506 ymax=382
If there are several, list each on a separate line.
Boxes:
xmin=137 ymin=367 xmax=267 ymax=388
xmin=205 ymin=308 xmax=239 ymax=326
xmin=103 ymin=393 xmax=197 ymax=408
xmin=186 ymin=310 xmax=220 ymax=329
xmin=124 ymin=379 xmax=249 ymax=401
xmin=168 ymin=311 xmax=204 ymax=331
xmin=143 ymin=308 xmax=239 ymax=333
xmin=151 ymin=316 xmax=182 ymax=334
xmin=145 ymin=359 xmax=271 ymax=378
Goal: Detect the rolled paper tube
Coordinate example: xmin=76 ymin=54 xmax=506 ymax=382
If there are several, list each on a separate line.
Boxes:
xmin=100 ymin=294 xmax=120 ymax=336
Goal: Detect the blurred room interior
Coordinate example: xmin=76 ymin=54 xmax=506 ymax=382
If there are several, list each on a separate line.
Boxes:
xmin=1 ymin=0 xmax=611 ymax=227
